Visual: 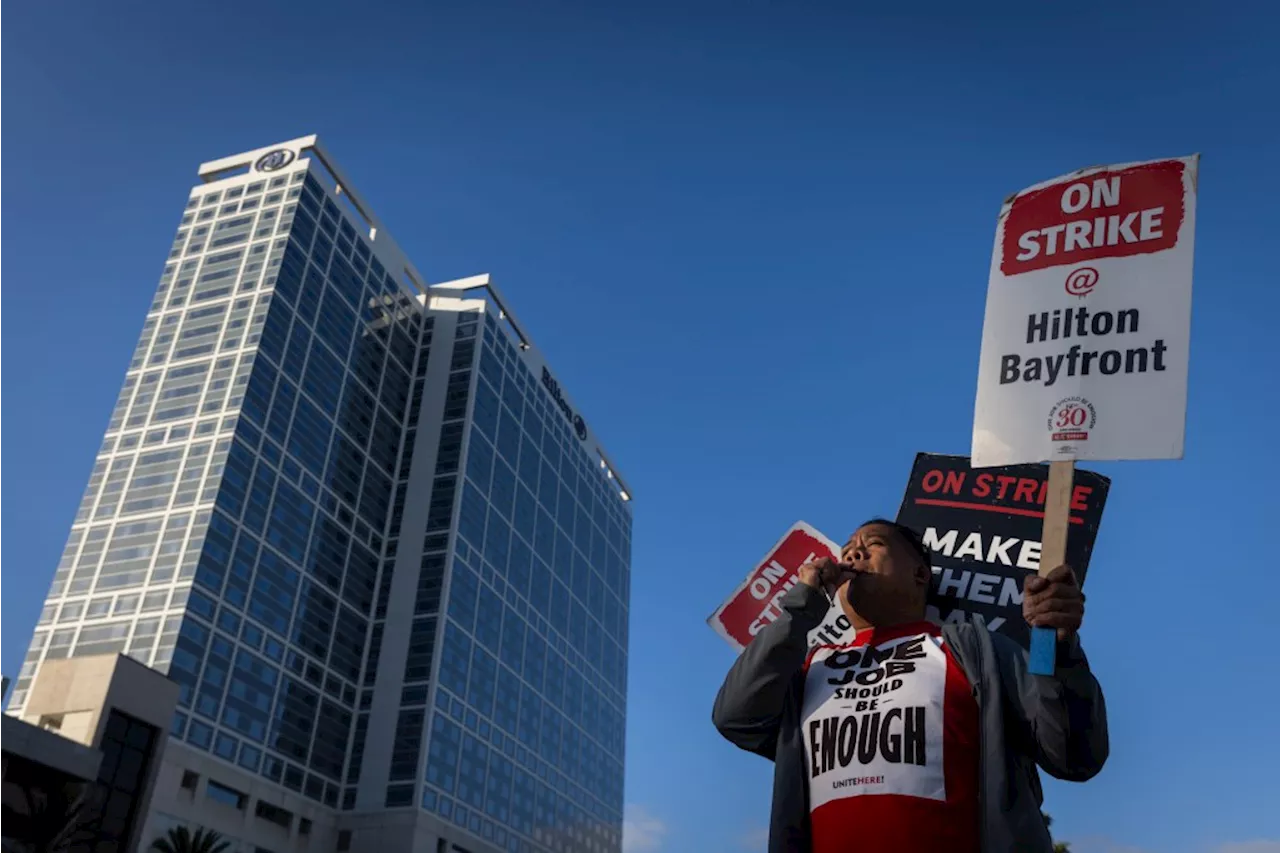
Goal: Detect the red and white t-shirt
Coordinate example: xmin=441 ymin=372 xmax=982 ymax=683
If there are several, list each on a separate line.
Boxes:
xmin=802 ymin=622 xmax=979 ymax=853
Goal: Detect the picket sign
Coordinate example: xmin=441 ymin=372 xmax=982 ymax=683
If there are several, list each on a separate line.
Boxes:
xmin=972 ymin=155 xmax=1199 ymax=674
xmin=705 ymin=454 xmax=1111 ymax=660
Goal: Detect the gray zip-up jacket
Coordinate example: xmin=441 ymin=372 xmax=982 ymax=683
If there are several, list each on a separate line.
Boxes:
xmin=712 ymin=582 xmax=1108 ymax=853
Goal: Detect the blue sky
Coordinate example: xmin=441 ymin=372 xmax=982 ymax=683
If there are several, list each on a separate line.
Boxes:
xmin=4 ymin=2 xmax=1279 ymax=852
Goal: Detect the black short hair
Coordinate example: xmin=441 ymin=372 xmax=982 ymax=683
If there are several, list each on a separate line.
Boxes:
xmin=858 ymin=518 xmax=931 ymax=567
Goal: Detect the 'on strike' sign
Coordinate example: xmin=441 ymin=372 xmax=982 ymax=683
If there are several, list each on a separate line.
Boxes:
xmin=705 ymin=456 xmax=1111 ymax=654
xmin=972 ymin=156 xmax=1198 ymax=468
xmin=706 ymin=523 xmax=844 ymax=652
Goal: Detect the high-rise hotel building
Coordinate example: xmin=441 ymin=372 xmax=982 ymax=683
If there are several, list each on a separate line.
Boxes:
xmin=7 ymin=137 xmax=633 ymax=853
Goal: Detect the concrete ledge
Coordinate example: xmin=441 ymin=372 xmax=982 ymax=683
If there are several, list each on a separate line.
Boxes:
xmin=1 ymin=714 xmax=102 ymax=782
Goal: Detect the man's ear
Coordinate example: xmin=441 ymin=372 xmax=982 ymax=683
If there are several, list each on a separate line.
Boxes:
xmin=914 ymin=559 xmax=932 ymax=589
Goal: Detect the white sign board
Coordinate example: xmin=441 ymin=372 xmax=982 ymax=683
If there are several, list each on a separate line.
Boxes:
xmin=972 ymin=155 xmax=1198 ymax=467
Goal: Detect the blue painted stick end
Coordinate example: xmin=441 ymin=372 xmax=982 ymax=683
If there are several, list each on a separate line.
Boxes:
xmin=1028 ymin=626 xmax=1057 ymax=675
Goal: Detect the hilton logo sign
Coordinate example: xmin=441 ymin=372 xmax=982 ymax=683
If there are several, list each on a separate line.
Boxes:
xmin=541 ymin=367 xmax=587 ymax=441
xmin=254 ymin=149 xmax=296 ymax=173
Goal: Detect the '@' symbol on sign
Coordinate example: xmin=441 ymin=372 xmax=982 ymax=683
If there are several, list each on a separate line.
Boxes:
xmin=1064 ymin=267 xmax=1099 ymax=297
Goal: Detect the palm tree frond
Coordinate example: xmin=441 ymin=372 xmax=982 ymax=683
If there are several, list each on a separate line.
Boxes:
xmin=149 ymin=825 xmax=228 ymax=853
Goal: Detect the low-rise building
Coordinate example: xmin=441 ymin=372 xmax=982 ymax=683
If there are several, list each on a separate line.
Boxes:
xmin=3 ymin=654 xmax=178 ymax=852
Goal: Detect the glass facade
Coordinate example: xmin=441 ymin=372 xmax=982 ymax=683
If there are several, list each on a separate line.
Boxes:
xmin=83 ymin=710 xmax=163 ymax=851
xmin=11 ymin=172 xmax=306 ymax=710
xmin=8 ymin=142 xmax=632 ymax=853
xmin=418 ymin=313 xmax=631 ymax=853
xmin=166 ymin=167 xmax=426 ymax=810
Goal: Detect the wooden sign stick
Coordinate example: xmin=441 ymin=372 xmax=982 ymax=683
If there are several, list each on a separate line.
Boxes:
xmin=1029 ymin=459 xmax=1074 ymax=675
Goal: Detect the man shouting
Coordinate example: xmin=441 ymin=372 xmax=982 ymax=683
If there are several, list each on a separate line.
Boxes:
xmin=712 ymin=519 xmax=1107 ymax=853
